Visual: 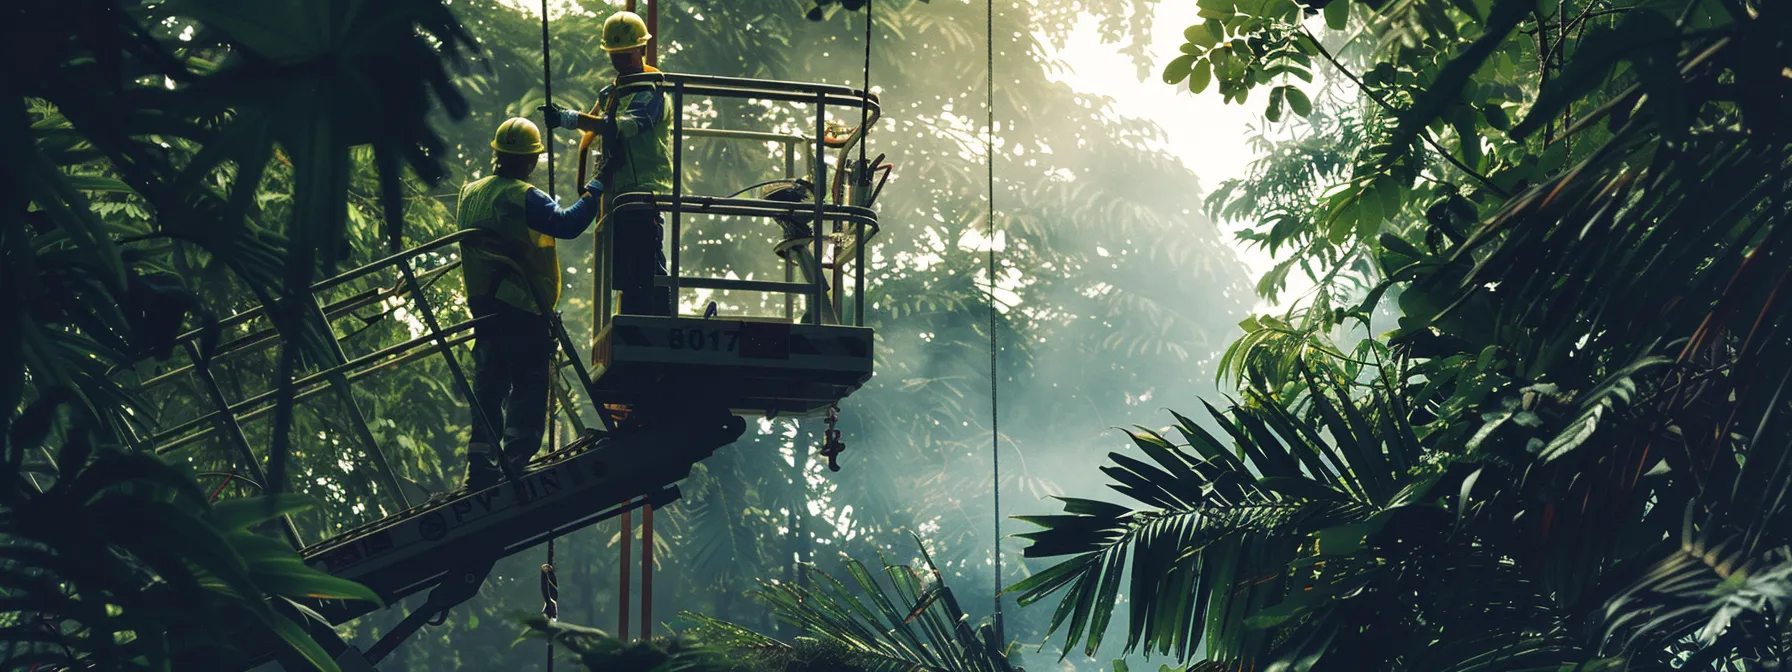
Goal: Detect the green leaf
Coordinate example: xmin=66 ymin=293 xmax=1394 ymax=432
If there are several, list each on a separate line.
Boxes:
xmin=62 ymin=175 xmax=137 ymax=194
xmin=1327 ymin=201 xmax=1357 ymax=244
xmin=1511 ymin=11 xmax=1676 ymax=140
xmin=1323 ymin=0 xmax=1350 ymax=30
xmin=1482 ymin=103 xmax=1510 ymax=130
xmin=1245 ymin=593 xmax=1315 ymax=628
xmin=1267 ymin=86 xmax=1286 ymax=122
xmin=1312 ymin=515 xmax=1389 ymax=556
xmin=1455 ymin=466 xmax=1483 ymax=528
xmin=1256 ymin=476 xmax=1343 ymax=501
xmin=207 ymin=494 xmax=314 ymax=532
xmin=1285 ymin=87 xmax=1312 ymax=117
xmin=1184 ymin=23 xmax=1220 ymax=49
xmin=1164 ymin=54 xmax=1197 ymax=85
xmin=1354 ymin=184 xmax=1383 ymax=240
xmin=1383 ymin=0 xmax=1528 ymax=161
xmin=1536 ymin=143 xmax=1567 ymax=174
xmin=1190 ymin=59 xmax=1214 ymax=94
xmin=1197 ymin=0 xmax=1237 ymax=18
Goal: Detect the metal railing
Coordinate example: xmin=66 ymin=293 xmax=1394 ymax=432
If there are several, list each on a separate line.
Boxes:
xmin=594 ymin=72 xmax=883 ymax=334
xmin=125 ymin=72 xmax=887 ymax=551
xmin=130 ymin=230 xmax=604 ymax=548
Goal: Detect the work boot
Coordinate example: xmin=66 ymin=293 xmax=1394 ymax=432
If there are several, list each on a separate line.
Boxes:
xmin=463 ymin=444 xmax=501 ymax=491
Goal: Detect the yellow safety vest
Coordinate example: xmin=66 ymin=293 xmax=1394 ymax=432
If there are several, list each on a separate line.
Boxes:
xmin=456 ymin=175 xmax=559 ymax=314
xmin=598 ymin=64 xmax=675 ymax=200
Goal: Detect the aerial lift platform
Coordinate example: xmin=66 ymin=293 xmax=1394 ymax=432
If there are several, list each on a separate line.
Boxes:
xmin=590 ymin=72 xmax=886 ymax=421
xmin=119 ymin=72 xmax=886 ymax=671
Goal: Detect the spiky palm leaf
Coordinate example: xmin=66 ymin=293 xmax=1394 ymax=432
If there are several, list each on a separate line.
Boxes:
xmin=0 ymin=398 xmax=379 ymax=671
xmin=681 ymin=538 xmax=1019 ymax=672
xmin=1011 ymin=366 xmax=1432 ymax=667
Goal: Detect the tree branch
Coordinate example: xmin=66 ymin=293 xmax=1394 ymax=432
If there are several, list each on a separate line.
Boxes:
xmin=1300 ymin=28 xmax=1511 ymax=199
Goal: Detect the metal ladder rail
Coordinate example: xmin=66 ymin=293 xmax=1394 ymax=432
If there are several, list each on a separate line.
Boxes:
xmin=143 ymin=230 xmax=609 ymax=547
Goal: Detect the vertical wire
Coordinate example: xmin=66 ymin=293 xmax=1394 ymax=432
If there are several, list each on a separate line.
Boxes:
xmin=985 ymin=0 xmax=1005 ymax=645
xmin=540 ymin=0 xmax=556 ymax=200
xmin=860 ymin=0 xmax=873 ymax=176
xmin=540 ymin=4 xmax=557 ymax=668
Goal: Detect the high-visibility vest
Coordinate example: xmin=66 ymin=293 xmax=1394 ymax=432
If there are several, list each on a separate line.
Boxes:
xmin=597 ymin=64 xmax=675 ymax=200
xmin=456 ymin=175 xmax=559 ymax=314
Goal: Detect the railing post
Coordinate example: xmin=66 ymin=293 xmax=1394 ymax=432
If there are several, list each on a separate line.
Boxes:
xmin=392 ymin=257 xmax=526 ymax=491
xmin=785 ymin=138 xmax=798 ymax=322
xmin=668 ymin=82 xmax=685 ymax=316
xmin=549 ymin=369 xmax=587 ymax=436
xmin=811 ymin=92 xmax=828 ymax=327
xmin=181 ymin=341 xmax=306 ymax=548
xmin=596 ymin=203 xmax=613 ymax=343
xmin=308 ymin=298 xmax=414 ymax=511
xmin=548 ymin=310 xmax=616 ymax=433
xmin=619 ymin=505 xmax=632 ymax=640
xmin=855 ymin=212 xmax=866 ymax=327
xmin=642 ymin=500 xmax=654 ymax=637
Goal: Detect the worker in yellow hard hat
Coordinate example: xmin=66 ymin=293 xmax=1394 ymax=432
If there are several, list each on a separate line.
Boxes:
xmin=538 ymin=10 xmax=673 ymax=316
xmin=456 ymin=117 xmax=606 ymax=490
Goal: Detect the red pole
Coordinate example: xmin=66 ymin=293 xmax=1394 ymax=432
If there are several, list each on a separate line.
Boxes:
xmin=642 ymin=503 xmax=654 ymax=637
xmin=645 ymin=0 xmax=659 ymax=68
xmin=619 ymin=506 xmax=631 ymax=640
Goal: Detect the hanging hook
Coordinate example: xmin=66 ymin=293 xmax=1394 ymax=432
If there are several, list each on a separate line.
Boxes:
xmin=819 ymin=405 xmax=846 ymax=472
xmin=539 ymin=561 xmax=560 ymax=621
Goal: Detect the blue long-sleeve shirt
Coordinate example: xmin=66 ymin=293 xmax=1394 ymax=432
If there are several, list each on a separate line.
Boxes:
xmin=579 ymin=79 xmax=667 ymax=138
xmin=608 ymin=81 xmax=666 ymax=138
xmin=524 ymin=187 xmax=600 ymax=238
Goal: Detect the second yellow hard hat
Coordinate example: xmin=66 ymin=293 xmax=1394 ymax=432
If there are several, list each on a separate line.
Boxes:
xmin=602 ymin=11 xmax=652 ymax=53
xmin=491 ymin=117 xmax=545 ymax=155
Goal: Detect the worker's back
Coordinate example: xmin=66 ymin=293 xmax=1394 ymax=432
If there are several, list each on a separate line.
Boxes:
xmin=598 ymin=64 xmax=674 ymax=198
xmin=456 ymin=174 xmax=560 ymax=312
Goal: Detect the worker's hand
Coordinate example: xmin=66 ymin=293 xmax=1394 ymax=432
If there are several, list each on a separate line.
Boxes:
xmin=538 ymin=103 xmax=580 ymax=131
xmin=582 ymin=178 xmax=604 ymax=197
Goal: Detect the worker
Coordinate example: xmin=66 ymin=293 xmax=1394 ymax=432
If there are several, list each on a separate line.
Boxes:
xmin=539 ymin=10 xmax=673 ymax=317
xmin=457 ymin=117 xmax=605 ymax=490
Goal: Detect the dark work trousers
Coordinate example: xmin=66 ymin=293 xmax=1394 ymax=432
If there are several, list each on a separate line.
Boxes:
xmin=465 ymin=296 xmax=554 ymax=486
xmin=613 ymin=210 xmax=671 ymax=316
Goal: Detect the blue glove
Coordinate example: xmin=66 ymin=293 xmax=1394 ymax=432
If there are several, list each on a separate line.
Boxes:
xmin=538 ymin=103 xmax=581 ymax=131
xmin=583 ymin=178 xmax=604 ymax=196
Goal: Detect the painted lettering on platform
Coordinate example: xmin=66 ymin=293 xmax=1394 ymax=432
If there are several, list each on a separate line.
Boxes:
xmin=450 ymin=490 xmax=499 ymax=524
xmin=308 ymin=456 xmax=608 ymax=576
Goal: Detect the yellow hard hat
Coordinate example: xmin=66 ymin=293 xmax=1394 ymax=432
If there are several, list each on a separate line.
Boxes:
xmin=491 ymin=117 xmax=544 ymax=155
xmin=601 ymin=11 xmax=652 ymax=53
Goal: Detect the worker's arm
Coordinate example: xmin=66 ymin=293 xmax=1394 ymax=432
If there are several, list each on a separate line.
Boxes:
xmin=572 ymin=113 xmax=607 ymax=133
xmin=540 ymin=103 xmax=604 ymax=134
xmin=539 ymin=90 xmax=661 ymax=136
xmin=610 ymin=87 xmax=665 ymax=138
xmin=523 ymin=179 xmax=605 ymax=239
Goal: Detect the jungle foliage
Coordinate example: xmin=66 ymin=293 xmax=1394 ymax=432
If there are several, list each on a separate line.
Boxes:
xmin=528 ymin=541 xmax=1018 ymax=672
xmin=1014 ymin=0 xmax=1792 ymax=669
xmin=3 ymin=0 xmax=472 ymax=668
xmin=6 ymin=0 xmax=1251 ymax=669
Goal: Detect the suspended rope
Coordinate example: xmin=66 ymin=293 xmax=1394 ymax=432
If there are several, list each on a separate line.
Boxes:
xmin=540 ymin=0 xmax=557 ymax=200
xmin=860 ymin=0 xmax=873 ymax=175
xmin=539 ymin=3 xmax=558 ymax=669
xmin=542 ymin=394 xmax=559 ymax=671
xmin=984 ymin=0 xmax=1005 ymax=643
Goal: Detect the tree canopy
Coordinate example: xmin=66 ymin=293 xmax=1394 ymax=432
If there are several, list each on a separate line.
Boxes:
xmin=8 ymin=0 xmax=1791 ymax=670
xmin=1015 ymin=0 xmax=1792 ymax=669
